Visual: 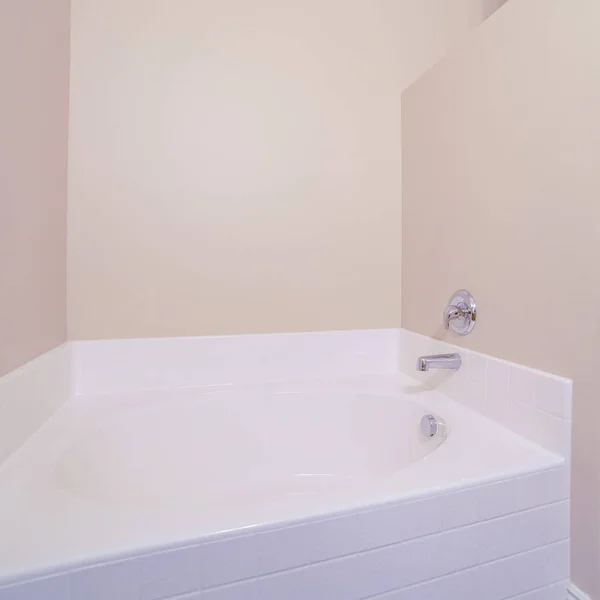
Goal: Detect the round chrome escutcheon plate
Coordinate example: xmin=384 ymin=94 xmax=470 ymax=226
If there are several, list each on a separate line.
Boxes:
xmin=447 ymin=289 xmax=477 ymax=335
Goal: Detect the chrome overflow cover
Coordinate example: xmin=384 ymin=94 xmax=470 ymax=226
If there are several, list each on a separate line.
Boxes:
xmin=421 ymin=414 xmax=441 ymax=438
xmin=420 ymin=414 xmax=438 ymax=437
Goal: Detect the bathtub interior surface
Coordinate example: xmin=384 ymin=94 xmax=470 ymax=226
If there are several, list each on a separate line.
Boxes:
xmin=54 ymin=389 xmax=444 ymax=507
xmin=0 ymin=373 xmax=563 ymax=585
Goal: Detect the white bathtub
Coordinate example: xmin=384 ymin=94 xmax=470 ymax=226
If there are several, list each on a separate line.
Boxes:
xmin=56 ymin=386 xmax=447 ymax=504
xmin=0 ymin=330 xmax=571 ymax=600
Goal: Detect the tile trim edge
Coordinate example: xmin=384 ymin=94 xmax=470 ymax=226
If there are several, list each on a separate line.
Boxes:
xmin=569 ymin=583 xmax=593 ymax=600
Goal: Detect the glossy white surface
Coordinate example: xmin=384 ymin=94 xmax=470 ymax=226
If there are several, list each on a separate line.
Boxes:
xmin=56 ymin=389 xmax=442 ymax=507
xmin=0 ymin=373 xmax=562 ymax=587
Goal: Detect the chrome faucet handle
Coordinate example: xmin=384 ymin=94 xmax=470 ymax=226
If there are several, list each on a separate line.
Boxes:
xmin=443 ymin=305 xmax=461 ymax=330
xmin=443 ymin=290 xmax=476 ymax=335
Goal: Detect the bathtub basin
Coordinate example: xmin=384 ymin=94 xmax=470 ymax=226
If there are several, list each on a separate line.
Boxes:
xmin=55 ymin=389 xmax=444 ymax=508
xmin=0 ymin=374 xmax=564 ymax=590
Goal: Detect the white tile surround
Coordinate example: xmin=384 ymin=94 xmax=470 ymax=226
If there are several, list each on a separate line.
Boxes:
xmin=0 ymin=329 xmax=572 ymax=600
xmin=0 ymin=474 xmax=570 ymax=600
xmin=398 ymin=329 xmax=572 ymax=459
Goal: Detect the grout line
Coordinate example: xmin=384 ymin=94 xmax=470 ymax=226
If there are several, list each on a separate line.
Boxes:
xmin=321 ymin=542 xmax=569 ymax=600
xmin=191 ymin=538 xmax=569 ymax=600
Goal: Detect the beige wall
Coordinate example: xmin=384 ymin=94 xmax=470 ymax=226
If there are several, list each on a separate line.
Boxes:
xmin=67 ymin=0 xmax=496 ymax=340
xmin=0 ymin=1 xmax=70 ymax=376
xmin=402 ymin=0 xmax=600 ymax=595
